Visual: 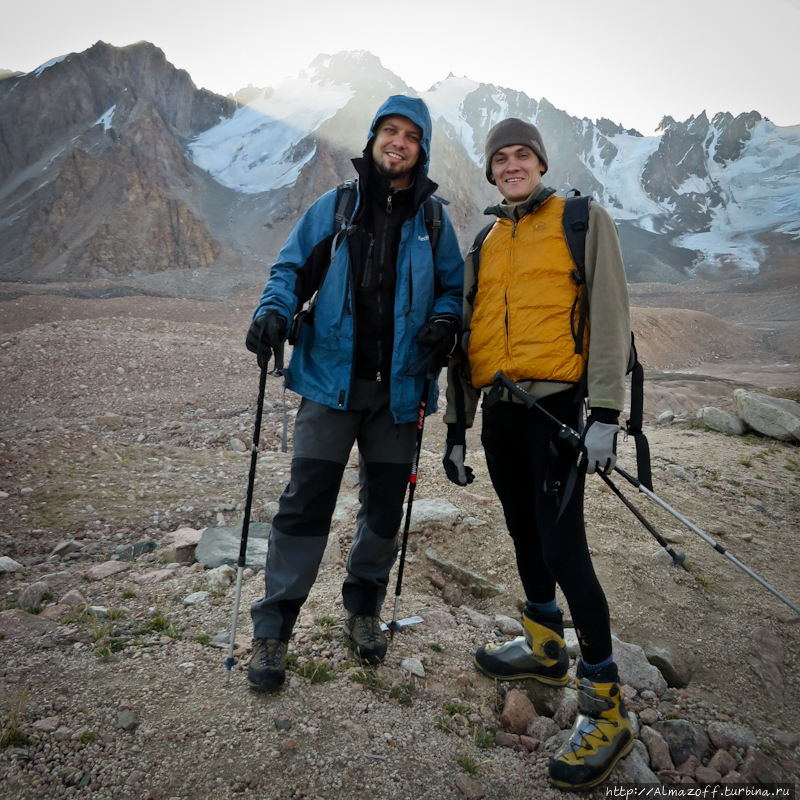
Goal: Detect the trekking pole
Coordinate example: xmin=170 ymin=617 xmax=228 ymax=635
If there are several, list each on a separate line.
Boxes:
xmin=387 ymin=361 xmax=437 ymax=638
xmin=597 ymin=472 xmax=689 ymax=571
xmin=224 ymin=341 xmax=284 ymax=678
xmin=613 ymin=465 xmax=800 ymax=616
xmin=493 ymin=371 xmax=800 ymax=617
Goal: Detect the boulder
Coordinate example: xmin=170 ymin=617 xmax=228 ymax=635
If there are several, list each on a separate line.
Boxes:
xmin=0 ymin=556 xmax=23 ymax=573
xmin=733 ymin=389 xmax=800 ymax=442
xmin=707 ymin=721 xmax=757 ymax=751
xmin=194 ymin=522 xmax=270 ymax=570
xmin=202 ymin=564 xmax=236 ymax=592
xmin=424 ymin=548 xmax=504 ymax=598
xmin=403 ymin=499 xmax=460 ymax=532
xmin=697 ymin=406 xmax=747 ymax=436
xmin=0 ymin=608 xmax=58 ymax=639
xmin=612 ymin=636 xmax=668 ymax=694
xmin=170 ymin=527 xmax=204 ymax=563
xmin=643 ymin=643 xmax=693 ymax=688
xmin=86 ymin=560 xmax=131 ymax=581
xmin=17 ymin=581 xmax=49 ymax=610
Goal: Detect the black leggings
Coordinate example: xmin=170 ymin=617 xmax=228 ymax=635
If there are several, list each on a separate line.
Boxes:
xmin=481 ymin=391 xmax=612 ymax=664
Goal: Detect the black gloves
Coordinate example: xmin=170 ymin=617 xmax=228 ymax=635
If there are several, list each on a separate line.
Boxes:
xmin=416 ymin=317 xmax=458 ymax=359
xmin=246 ymin=309 xmax=287 ymax=370
xmin=581 ymin=409 xmax=621 ymax=475
xmin=443 ymin=424 xmax=474 ymax=486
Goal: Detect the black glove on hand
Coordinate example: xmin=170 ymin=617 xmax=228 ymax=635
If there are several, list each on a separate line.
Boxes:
xmin=246 ymin=310 xmax=287 ymax=370
xmin=443 ymin=424 xmax=474 ymax=486
xmin=416 ymin=317 xmax=458 ymax=359
xmin=581 ymin=410 xmax=621 ymax=476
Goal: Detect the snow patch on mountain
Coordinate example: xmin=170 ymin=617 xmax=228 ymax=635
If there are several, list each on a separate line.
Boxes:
xmin=188 ymin=76 xmax=354 ymax=194
xmin=421 ymin=76 xmax=481 ymax=159
xmin=30 ymin=55 xmax=68 ymax=78
xmin=95 ymin=105 xmax=116 ymax=132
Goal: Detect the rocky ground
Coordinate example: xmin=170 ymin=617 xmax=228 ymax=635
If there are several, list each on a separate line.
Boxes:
xmin=1 ymin=284 xmax=799 ymax=800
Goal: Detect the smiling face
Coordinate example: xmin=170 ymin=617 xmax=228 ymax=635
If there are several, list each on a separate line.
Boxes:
xmin=490 ymin=145 xmax=545 ymax=203
xmin=371 ymin=115 xmax=422 ymax=189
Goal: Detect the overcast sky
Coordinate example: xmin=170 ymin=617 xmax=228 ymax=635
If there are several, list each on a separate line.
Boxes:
xmin=3 ymin=0 xmax=799 ymax=134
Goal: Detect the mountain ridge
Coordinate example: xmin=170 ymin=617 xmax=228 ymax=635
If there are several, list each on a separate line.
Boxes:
xmin=1 ymin=42 xmax=798 ymax=288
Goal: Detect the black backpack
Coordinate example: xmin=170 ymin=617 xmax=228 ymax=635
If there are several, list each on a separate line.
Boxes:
xmin=468 ymin=193 xmax=652 ymax=490
xmin=288 ymin=181 xmax=445 ymax=345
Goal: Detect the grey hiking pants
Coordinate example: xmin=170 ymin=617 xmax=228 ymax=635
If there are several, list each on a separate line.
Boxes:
xmin=250 ymin=379 xmax=417 ymax=640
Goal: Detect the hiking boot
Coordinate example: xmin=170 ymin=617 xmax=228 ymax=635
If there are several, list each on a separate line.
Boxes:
xmin=247 ymin=638 xmax=288 ymax=693
xmin=343 ymin=613 xmax=387 ymax=665
xmin=549 ymin=665 xmax=634 ymax=790
xmin=473 ymin=608 xmax=569 ymax=685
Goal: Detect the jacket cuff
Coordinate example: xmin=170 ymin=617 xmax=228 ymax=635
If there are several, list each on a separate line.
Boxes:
xmin=589 ymin=407 xmax=620 ymax=425
xmin=446 ymin=423 xmax=466 ymax=445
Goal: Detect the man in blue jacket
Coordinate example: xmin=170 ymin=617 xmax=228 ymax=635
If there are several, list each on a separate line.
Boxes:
xmin=244 ymin=95 xmax=464 ymax=692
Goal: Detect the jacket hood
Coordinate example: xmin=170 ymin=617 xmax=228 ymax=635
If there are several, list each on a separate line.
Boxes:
xmin=367 ymin=95 xmax=432 ymax=176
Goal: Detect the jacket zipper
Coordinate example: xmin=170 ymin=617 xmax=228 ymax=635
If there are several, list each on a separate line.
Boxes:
xmin=361 ymin=234 xmax=374 ymax=288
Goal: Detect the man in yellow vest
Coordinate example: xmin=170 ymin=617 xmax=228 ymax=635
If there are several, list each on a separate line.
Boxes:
xmin=443 ymin=118 xmax=633 ymax=790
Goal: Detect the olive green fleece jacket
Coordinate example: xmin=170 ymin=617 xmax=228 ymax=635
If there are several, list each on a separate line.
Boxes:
xmin=443 ymin=183 xmax=631 ymax=429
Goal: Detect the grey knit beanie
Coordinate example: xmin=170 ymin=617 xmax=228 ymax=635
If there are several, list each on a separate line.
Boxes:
xmin=484 ymin=118 xmax=548 ymax=182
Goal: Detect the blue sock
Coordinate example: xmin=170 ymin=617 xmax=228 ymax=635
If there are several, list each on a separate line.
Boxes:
xmin=581 ymin=654 xmax=614 ymax=674
xmin=530 ymin=598 xmax=558 ymax=614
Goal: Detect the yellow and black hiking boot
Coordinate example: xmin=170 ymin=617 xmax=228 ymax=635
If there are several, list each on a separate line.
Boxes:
xmin=344 ymin=613 xmax=387 ymax=665
xmin=247 ymin=638 xmax=288 ymax=693
xmin=549 ymin=666 xmax=634 ymax=790
xmin=473 ymin=608 xmax=569 ymax=686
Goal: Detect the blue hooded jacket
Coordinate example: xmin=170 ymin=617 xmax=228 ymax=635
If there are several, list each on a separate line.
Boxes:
xmin=253 ymin=95 xmax=465 ymax=423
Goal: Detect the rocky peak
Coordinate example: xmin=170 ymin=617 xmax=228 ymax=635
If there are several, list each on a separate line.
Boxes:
xmin=306 ymin=50 xmax=410 ymax=93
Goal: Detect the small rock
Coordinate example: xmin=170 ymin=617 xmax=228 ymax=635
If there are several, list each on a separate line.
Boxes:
xmin=441 ymin=584 xmax=464 ymax=607
xmin=51 ymin=540 xmax=83 ymax=558
xmin=0 ymin=609 xmax=57 ymax=639
xmin=613 ymin=636 xmax=668 ymax=694
xmin=494 ymin=731 xmax=520 ymax=748
xmin=494 ymin=614 xmax=523 ymax=635
xmin=202 ymin=564 xmax=236 ymax=592
xmin=116 ymin=540 xmax=156 ymax=560
xmin=33 ymin=716 xmax=61 ymax=734
xmin=613 ymin=740 xmax=660 ymax=783
xmin=640 ymin=726 xmax=674 ymax=771
xmin=133 ymin=569 xmax=176 ymax=586
xmin=96 ymin=413 xmax=123 ymax=428
xmin=416 ymin=607 xmax=457 ymax=631
xmin=58 ymin=588 xmax=88 ymax=608
xmin=771 ymin=728 xmax=799 ymax=750
xmin=527 ymin=715 xmax=560 ymax=740
xmin=86 ymin=561 xmax=131 ymax=581
xmin=460 ymin=606 xmax=492 ymax=628
xmin=652 ymin=720 xmax=711 ymax=766
xmin=400 ymin=658 xmax=425 ymax=678
xmin=428 ymin=570 xmax=446 ymax=590
xmin=117 ymin=710 xmax=139 ymax=731
xmin=183 ymin=591 xmax=210 ymax=606
xmin=501 ymin=689 xmax=536 ymax=735
xmin=639 ymin=708 xmax=659 ymax=726
xmin=708 ymin=748 xmax=737 ymax=776
xmin=454 ymin=774 xmax=485 ymax=800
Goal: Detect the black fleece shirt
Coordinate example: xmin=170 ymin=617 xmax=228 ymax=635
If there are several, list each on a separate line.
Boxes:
xmin=350 ymin=161 xmax=417 ymax=381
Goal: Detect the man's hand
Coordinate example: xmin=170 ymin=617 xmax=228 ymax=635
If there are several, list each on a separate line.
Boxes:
xmin=246 ymin=310 xmax=287 ymax=370
xmin=416 ymin=317 xmax=458 ymax=359
xmin=581 ymin=412 xmax=621 ymax=475
xmin=443 ymin=439 xmax=474 ymax=486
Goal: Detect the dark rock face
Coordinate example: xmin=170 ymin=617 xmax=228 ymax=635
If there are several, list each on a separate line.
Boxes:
xmin=0 ymin=41 xmax=233 ymax=281
xmin=0 ymin=40 xmax=234 ymax=184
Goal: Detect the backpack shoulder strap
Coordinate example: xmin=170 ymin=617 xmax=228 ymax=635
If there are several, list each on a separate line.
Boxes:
xmin=423 ymin=195 xmax=444 ymax=254
xmin=334 ymin=180 xmax=358 ymax=230
xmin=466 ymin=221 xmax=495 ymax=306
xmin=562 ymin=194 xmax=591 ymax=355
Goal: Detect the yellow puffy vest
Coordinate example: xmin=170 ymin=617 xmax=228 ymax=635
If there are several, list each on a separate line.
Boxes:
xmin=468 ymin=195 xmax=589 ymax=388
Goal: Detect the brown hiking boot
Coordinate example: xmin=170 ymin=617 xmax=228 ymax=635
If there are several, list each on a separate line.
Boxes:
xmin=343 ymin=613 xmax=387 ymax=665
xmin=247 ymin=638 xmax=288 ymax=693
